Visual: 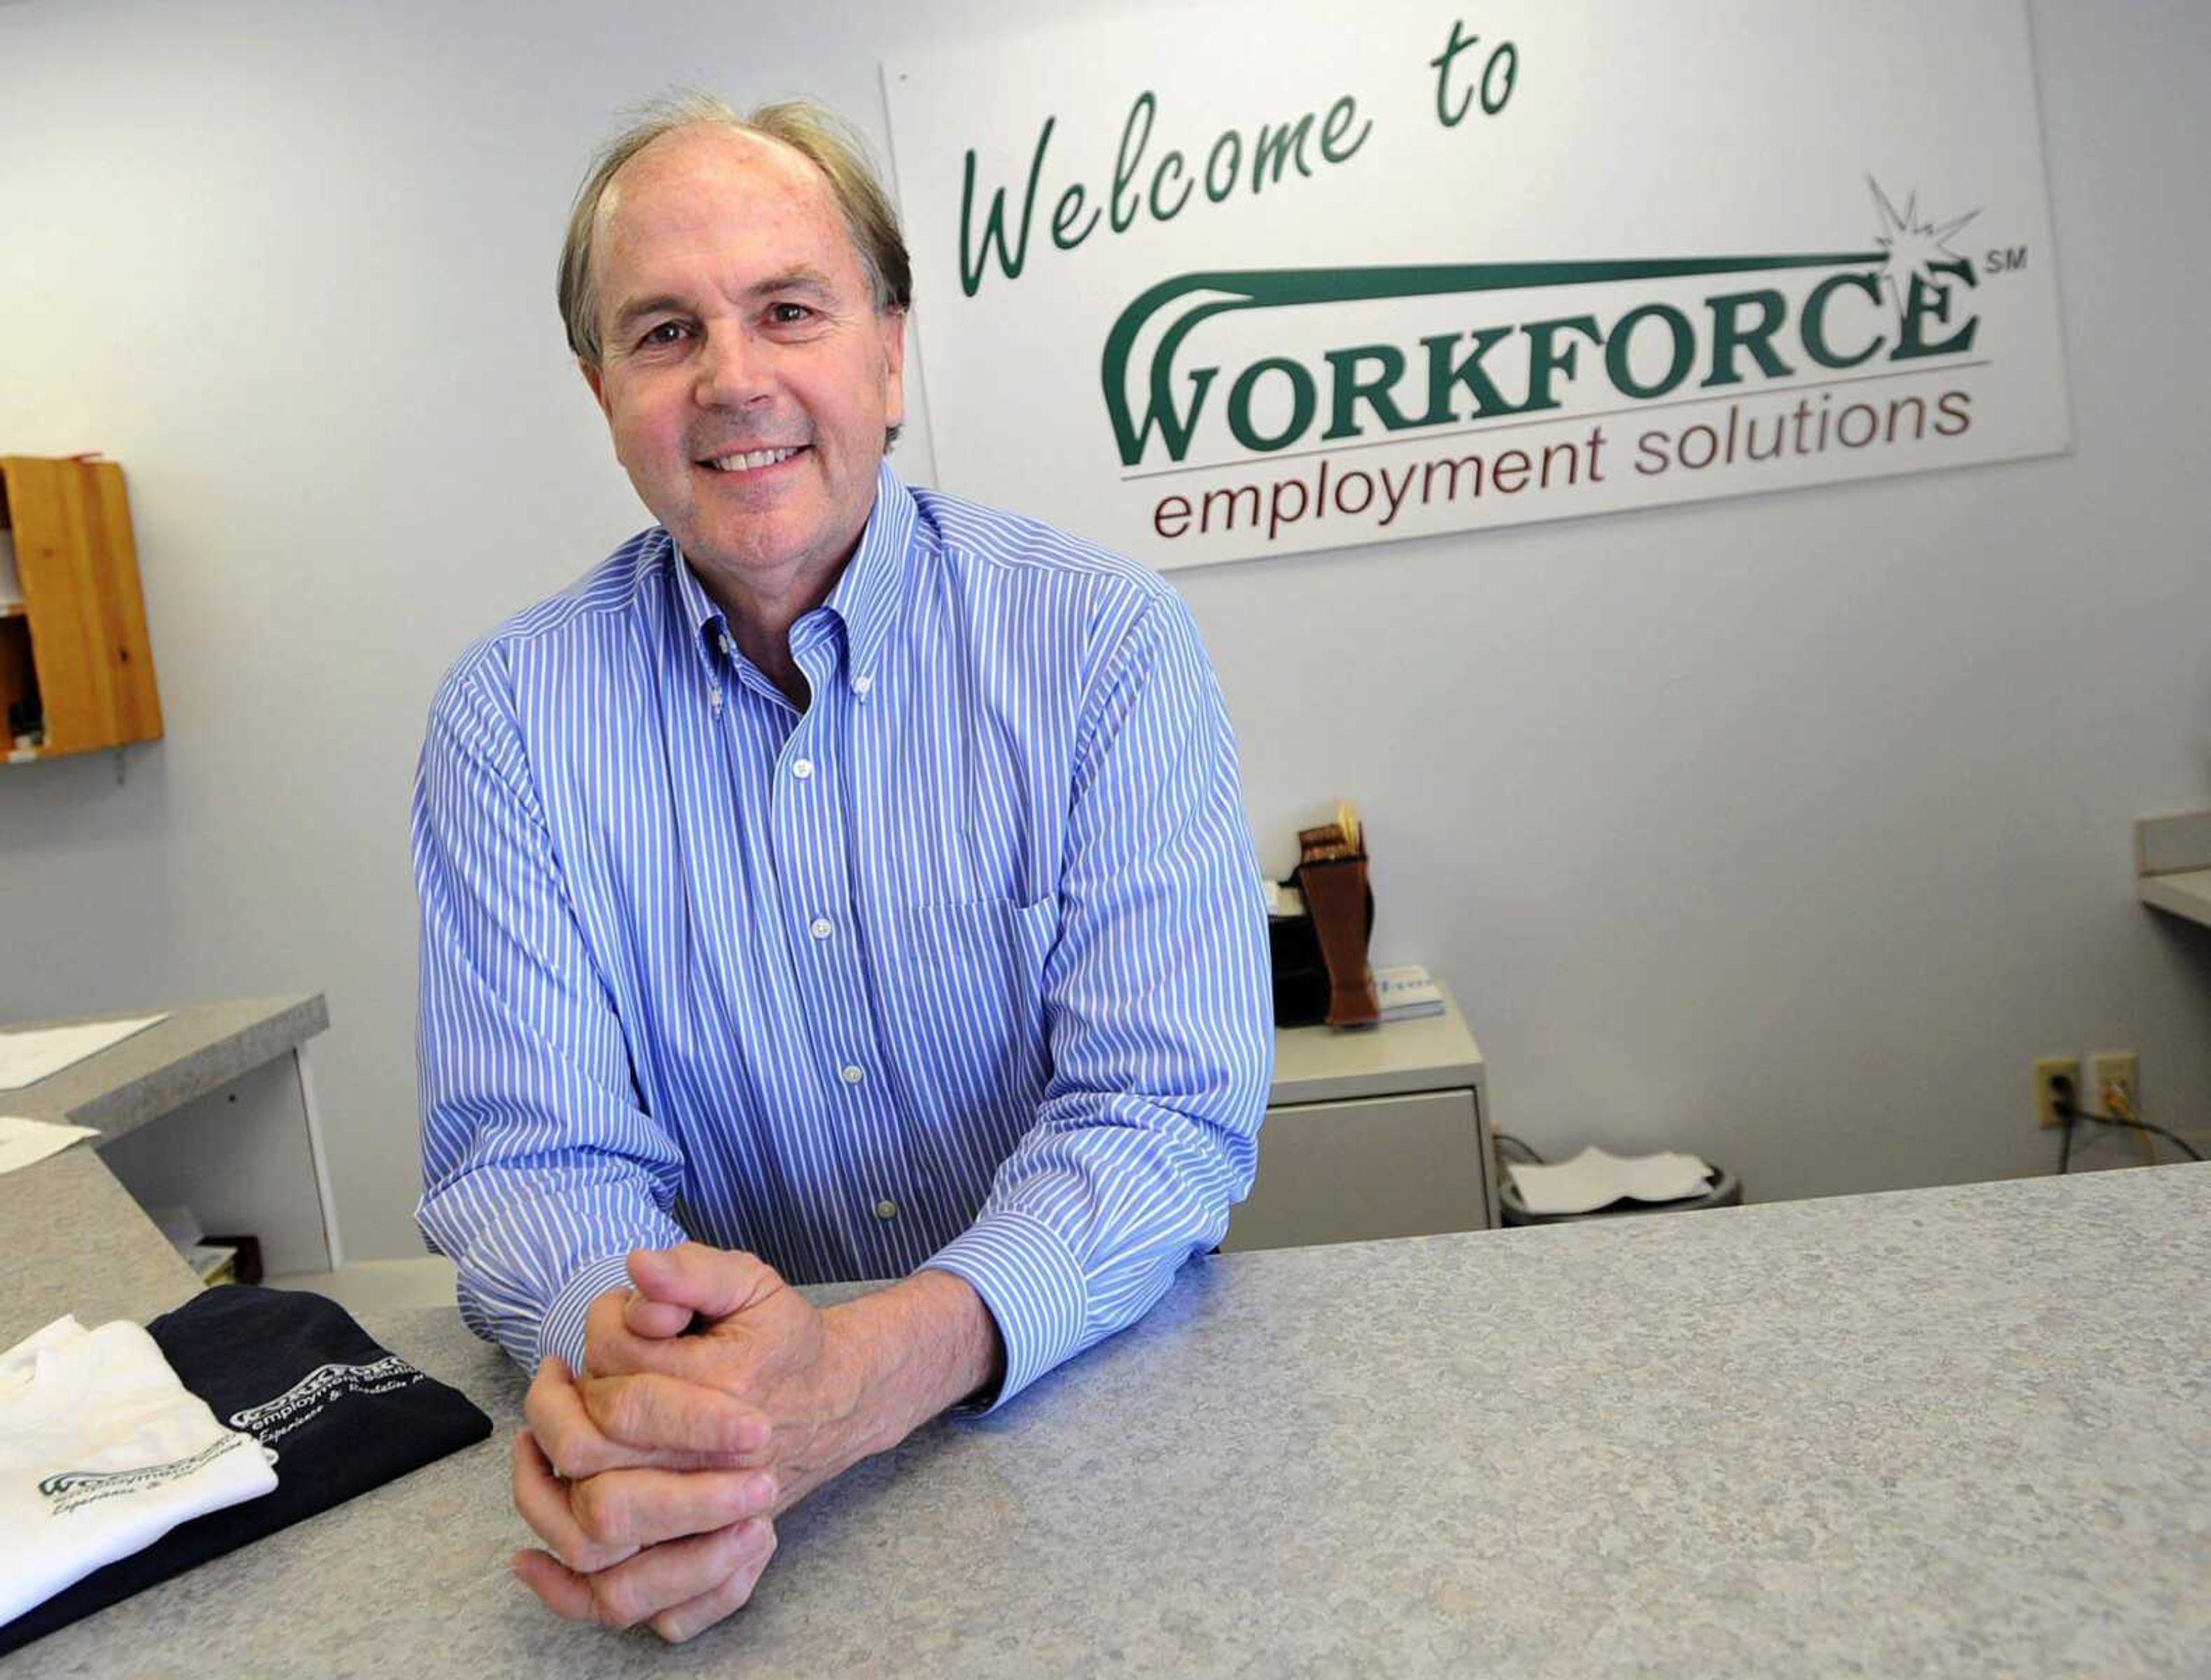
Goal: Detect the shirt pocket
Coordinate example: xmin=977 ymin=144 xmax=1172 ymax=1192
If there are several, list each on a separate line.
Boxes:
xmin=884 ymin=896 xmax=1059 ymax=1143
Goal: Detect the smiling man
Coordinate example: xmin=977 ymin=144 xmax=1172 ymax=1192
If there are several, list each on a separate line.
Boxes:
xmin=410 ymin=96 xmax=1272 ymax=1644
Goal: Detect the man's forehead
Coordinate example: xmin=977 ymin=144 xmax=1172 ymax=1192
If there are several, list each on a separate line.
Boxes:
xmin=599 ymin=124 xmax=826 ymax=239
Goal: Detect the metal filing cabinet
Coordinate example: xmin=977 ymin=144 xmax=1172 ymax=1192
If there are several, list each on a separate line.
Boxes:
xmin=1224 ymin=986 xmax=1492 ymax=1252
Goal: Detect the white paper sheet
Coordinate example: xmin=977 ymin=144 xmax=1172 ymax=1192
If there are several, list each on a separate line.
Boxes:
xmin=0 ymin=1115 xmax=100 ymax=1176
xmin=142 ymin=1204 xmax=234 ymax=1279
xmin=1373 ymin=964 xmax=1443 ymax=1021
xmin=1507 ymin=1146 xmax=1714 ymax=1216
xmin=0 ymin=1014 xmax=169 ymax=1091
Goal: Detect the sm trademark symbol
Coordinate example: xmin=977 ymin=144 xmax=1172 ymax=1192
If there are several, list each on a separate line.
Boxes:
xmin=1985 ymin=245 xmax=2030 ymax=274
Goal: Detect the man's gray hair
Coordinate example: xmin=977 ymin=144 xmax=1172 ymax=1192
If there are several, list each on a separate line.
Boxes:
xmin=557 ymin=90 xmax=914 ymax=379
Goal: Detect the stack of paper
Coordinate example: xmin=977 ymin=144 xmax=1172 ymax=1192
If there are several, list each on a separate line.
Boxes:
xmin=1507 ymin=1146 xmax=1715 ymax=1215
xmin=1373 ymin=965 xmax=1444 ymax=1023
xmin=0 ymin=1015 xmax=169 ymax=1092
xmin=0 ymin=1116 xmax=98 ymax=1177
xmin=146 ymin=1206 xmax=238 ymax=1284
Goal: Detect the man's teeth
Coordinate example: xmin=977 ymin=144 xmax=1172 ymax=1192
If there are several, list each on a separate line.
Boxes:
xmin=706 ymin=446 xmax=801 ymax=472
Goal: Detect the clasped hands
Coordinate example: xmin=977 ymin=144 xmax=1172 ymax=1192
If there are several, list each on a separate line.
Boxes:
xmin=510 ymin=1242 xmax=881 ymax=1644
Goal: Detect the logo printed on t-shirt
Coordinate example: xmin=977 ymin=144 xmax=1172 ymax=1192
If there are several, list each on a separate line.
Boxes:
xmin=39 ymin=1434 xmax=251 ymax=1516
xmin=228 ymin=1355 xmax=426 ymax=1443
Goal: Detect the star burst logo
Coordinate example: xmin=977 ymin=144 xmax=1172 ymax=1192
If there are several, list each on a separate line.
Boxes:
xmin=1869 ymin=177 xmax=1980 ymax=316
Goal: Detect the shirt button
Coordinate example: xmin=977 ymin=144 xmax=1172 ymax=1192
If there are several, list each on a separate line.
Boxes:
xmin=874 ymin=1198 xmax=898 ymax=1220
xmin=810 ymin=917 xmax=834 ymax=940
xmin=839 ymin=1063 xmax=865 ymax=1086
xmin=792 ymin=758 xmax=814 ymax=780
xmin=852 ymin=674 xmax=873 ymax=697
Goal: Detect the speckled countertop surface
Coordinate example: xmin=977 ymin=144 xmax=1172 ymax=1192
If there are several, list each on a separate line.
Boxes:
xmin=3 ymin=995 xmax=326 ymax=1141
xmin=0 ymin=1148 xmax=199 ymax=1342
xmin=0 ymin=995 xmax=328 ymax=1345
xmin=7 ymin=1165 xmax=2208 ymax=1677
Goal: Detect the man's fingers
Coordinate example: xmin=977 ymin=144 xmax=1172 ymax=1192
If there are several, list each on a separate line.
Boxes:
xmin=579 ymin=1370 xmax=772 ymax=1459
xmin=583 ymin=1289 xmax=636 ymax=1378
xmin=525 ymin=1360 xmax=631 ymax=1481
xmin=512 ymin=1545 xmax=599 ymax=1621
xmin=584 ymin=1279 xmax=689 ymax=1352
xmin=527 ymin=1362 xmax=752 ymax=1476
xmin=587 ymin=1330 xmax=729 ymax=1389
xmin=515 ymin=1517 xmax=775 ymax=1632
xmin=511 ymin=1430 xmax=637 ymax=1575
xmin=623 ymin=1290 xmax=695 ymax=1340
xmin=567 ymin=1464 xmax=778 ymax=1552
xmin=587 ymin=1279 xmax=736 ymax=1386
xmin=648 ymin=1521 xmax=780 ymax=1644
xmin=626 ymin=1242 xmax=780 ymax=1322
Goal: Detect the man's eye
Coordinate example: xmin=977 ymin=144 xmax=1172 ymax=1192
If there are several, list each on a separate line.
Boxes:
xmin=769 ymin=302 xmax=813 ymax=325
xmin=640 ymin=321 xmax=689 ymax=347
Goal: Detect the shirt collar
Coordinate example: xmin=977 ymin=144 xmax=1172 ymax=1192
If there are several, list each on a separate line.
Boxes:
xmin=819 ymin=459 xmax=916 ymax=689
xmin=668 ymin=458 xmax=917 ymax=688
xmin=670 ymin=533 xmax=727 ymax=671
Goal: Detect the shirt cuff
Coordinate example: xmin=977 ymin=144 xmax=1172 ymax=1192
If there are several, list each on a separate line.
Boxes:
xmin=924 ymin=1210 xmax=1088 ymax=1414
xmin=534 ymin=1253 xmax=639 ymax=1377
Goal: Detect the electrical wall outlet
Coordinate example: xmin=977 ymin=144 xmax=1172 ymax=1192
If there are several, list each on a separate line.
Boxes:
xmin=2088 ymin=1051 xmax=2139 ymax=1122
xmin=2034 ymin=1055 xmax=2081 ymax=1128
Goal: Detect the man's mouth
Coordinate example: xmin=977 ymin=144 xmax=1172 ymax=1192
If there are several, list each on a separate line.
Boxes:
xmin=699 ymin=445 xmax=806 ymax=474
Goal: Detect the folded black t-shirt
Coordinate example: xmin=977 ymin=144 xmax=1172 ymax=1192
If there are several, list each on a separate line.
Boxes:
xmin=0 ymin=1286 xmax=492 ymax=1654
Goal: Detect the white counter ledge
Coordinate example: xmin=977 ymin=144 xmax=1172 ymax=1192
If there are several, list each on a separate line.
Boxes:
xmin=2137 ymin=810 xmax=2211 ymax=933
xmin=0 ymin=995 xmax=339 ymax=1296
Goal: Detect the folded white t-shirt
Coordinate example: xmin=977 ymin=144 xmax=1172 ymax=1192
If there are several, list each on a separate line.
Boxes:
xmin=1 ymin=1314 xmax=277 ymax=1625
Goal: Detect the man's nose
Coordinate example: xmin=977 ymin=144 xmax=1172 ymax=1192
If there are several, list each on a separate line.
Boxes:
xmin=694 ymin=326 xmax=771 ymax=409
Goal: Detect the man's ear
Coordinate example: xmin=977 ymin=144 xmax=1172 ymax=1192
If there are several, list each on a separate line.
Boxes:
xmin=879 ymin=307 xmax=907 ymax=431
xmin=580 ymin=358 xmax=610 ymax=419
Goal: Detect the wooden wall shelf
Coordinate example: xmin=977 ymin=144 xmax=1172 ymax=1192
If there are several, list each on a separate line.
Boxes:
xmin=0 ymin=455 xmax=163 ymax=764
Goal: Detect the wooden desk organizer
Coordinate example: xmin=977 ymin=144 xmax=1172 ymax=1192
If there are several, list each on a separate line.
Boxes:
xmin=1294 ymin=804 xmax=1379 ymax=1028
xmin=0 ymin=454 xmax=162 ymax=764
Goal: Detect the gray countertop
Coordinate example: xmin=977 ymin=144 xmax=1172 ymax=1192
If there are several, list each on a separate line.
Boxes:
xmin=0 ymin=995 xmax=328 ymax=1347
xmin=7 ymin=1165 xmax=2209 ymax=1677
xmin=0 ymin=1149 xmax=200 ymax=1340
xmin=2 ymin=994 xmax=327 ymax=1140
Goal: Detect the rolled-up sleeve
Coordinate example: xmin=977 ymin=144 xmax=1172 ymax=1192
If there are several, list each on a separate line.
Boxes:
xmin=412 ymin=658 xmax=686 ymax=1374
xmin=925 ymin=590 xmax=1274 ymax=1409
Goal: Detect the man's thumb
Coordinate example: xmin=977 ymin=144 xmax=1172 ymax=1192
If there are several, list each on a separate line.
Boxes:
xmin=626 ymin=1241 xmax=776 ymax=1325
xmin=620 ymin=1287 xmax=694 ymax=1340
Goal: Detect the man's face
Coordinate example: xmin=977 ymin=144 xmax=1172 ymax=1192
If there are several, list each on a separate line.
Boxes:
xmin=583 ymin=126 xmax=905 ymax=598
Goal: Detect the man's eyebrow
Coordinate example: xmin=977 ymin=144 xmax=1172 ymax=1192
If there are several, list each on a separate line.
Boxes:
xmin=609 ymin=293 xmax=690 ymax=336
xmin=746 ymin=267 xmax=836 ymax=300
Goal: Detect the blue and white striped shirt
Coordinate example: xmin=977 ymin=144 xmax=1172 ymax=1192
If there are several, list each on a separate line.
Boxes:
xmin=412 ymin=462 xmax=1272 ymax=1411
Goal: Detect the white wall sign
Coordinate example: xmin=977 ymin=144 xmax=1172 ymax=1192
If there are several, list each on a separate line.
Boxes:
xmin=885 ymin=0 xmax=2069 ymax=572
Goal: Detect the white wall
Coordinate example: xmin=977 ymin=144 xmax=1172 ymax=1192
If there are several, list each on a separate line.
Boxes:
xmin=2 ymin=0 xmax=2205 ymax=1260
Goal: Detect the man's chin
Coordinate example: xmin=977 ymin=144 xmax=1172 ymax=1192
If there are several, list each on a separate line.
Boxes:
xmin=663 ymin=489 xmax=873 ymax=597
xmin=673 ymin=516 xmax=814 ymax=581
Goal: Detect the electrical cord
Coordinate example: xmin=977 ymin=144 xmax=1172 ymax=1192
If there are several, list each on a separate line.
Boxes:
xmin=2067 ymin=1107 xmax=2204 ymax=1162
xmin=2053 ymin=1079 xmax=2205 ymax=1168
xmin=1494 ymin=1133 xmax=1546 ymax=1164
xmin=2055 ymin=1072 xmax=2085 ymax=1174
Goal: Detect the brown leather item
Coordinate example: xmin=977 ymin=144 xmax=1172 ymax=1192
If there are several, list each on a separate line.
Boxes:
xmin=1297 ymin=852 xmax=1379 ymax=1027
xmin=1297 ymin=824 xmax=1347 ymax=856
